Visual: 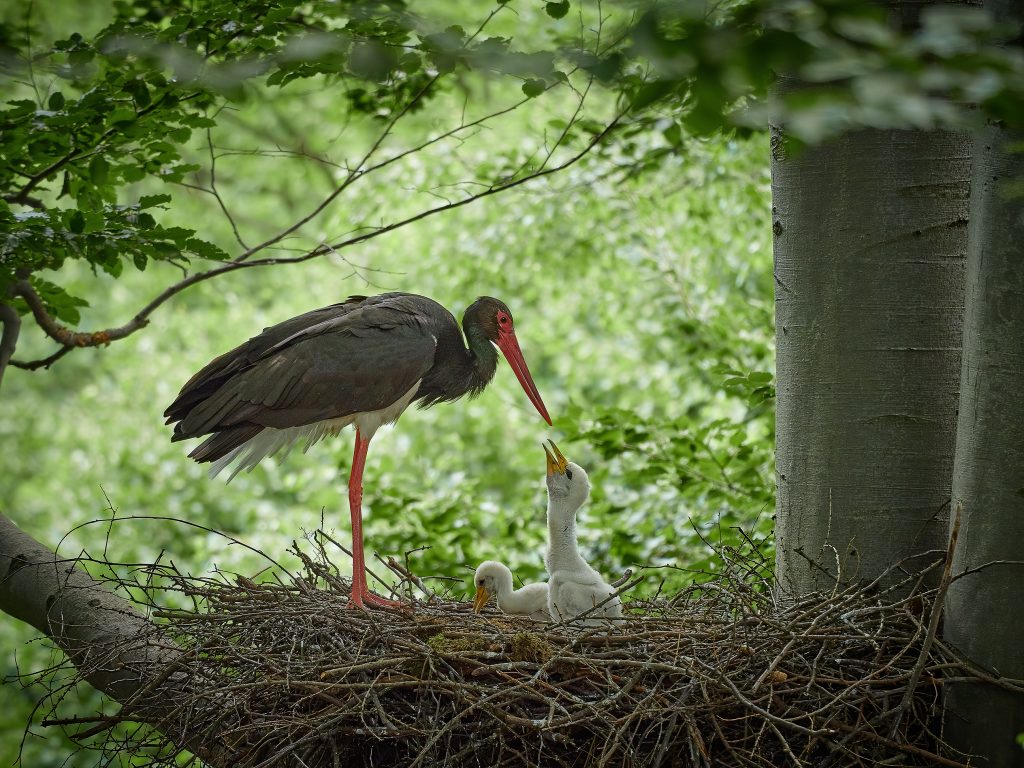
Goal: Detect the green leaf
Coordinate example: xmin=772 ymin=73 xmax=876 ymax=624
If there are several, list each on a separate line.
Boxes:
xmin=185 ymin=238 xmax=229 ymax=261
xmin=68 ymin=210 xmax=86 ymax=234
xmin=124 ymin=78 xmax=152 ymax=108
xmin=107 ymin=107 xmax=137 ymax=125
xmin=521 ymin=79 xmax=546 ymax=98
xmin=348 ymin=41 xmax=399 ymax=82
xmin=265 ymin=7 xmax=293 ymax=22
xmin=138 ymin=194 xmax=171 ymax=208
xmin=397 ymin=53 xmax=422 ymax=74
xmin=159 ymin=227 xmax=196 ymax=244
xmin=29 ymin=278 xmax=89 ymax=325
xmin=663 ymin=123 xmax=683 ymax=147
xmin=48 ymin=92 xmax=65 ymax=110
xmin=89 ymin=156 xmax=109 ymax=185
xmin=180 ymin=114 xmax=217 ymax=128
xmin=631 ymin=81 xmax=675 ymax=112
xmin=545 ymin=1 xmax=570 ymax=19
xmin=168 ymin=127 xmax=191 ymax=143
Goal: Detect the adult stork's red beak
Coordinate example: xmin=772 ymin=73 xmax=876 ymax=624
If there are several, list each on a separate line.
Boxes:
xmin=495 ymin=330 xmax=552 ymax=425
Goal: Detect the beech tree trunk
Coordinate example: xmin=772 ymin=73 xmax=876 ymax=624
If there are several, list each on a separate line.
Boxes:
xmin=0 ymin=513 xmax=228 ymax=765
xmin=943 ymin=121 xmax=1024 ymax=767
xmin=772 ymin=125 xmax=970 ymax=593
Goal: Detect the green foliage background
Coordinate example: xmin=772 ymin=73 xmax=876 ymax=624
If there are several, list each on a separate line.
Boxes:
xmin=0 ymin=1 xmax=776 ymax=764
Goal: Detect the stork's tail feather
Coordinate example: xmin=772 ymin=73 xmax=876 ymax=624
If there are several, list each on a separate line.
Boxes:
xmin=195 ymin=420 xmax=349 ymax=481
xmin=189 ymin=424 xmax=263 ymax=464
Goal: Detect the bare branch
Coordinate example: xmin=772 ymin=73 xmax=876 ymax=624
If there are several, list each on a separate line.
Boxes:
xmin=231 ymin=73 xmax=443 ymax=265
xmin=13 ymin=280 xmax=150 ymax=348
xmin=10 ymin=345 xmax=72 ymax=371
xmin=0 ymin=302 xmax=21 ymax=390
xmin=206 ymin=125 xmax=249 ymax=250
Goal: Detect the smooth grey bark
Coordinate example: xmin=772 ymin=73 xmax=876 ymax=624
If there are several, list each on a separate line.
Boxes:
xmin=0 ymin=513 xmax=228 ymax=765
xmin=943 ymin=123 xmax=1024 ymax=767
xmin=772 ymin=125 xmax=970 ymax=593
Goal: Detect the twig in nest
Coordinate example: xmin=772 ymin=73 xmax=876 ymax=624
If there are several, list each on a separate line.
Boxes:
xmin=889 ymin=501 xmax=962 ymax=739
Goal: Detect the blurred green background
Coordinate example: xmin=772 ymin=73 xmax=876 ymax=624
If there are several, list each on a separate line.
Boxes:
xmin=0 ymin=1 xmax=775 ymax=764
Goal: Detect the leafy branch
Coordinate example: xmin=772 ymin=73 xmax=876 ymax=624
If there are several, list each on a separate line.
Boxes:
xmin=9 ymin=98 xmax=623 ymax=371
xmin=1 ymin=0 xmax=614 ymax=383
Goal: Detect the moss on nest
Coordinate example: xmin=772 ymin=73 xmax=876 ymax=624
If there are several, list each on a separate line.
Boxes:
xmin=508 ymin=631 xmax=553 ymax=663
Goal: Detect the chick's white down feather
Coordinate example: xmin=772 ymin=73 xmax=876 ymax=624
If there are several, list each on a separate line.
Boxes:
xmin=473 ymin=561 xmax=550 ymax=622
xmin=545 ymin=461 xmax=622 ymax=624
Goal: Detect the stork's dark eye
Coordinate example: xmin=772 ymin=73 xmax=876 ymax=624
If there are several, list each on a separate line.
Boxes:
xmin=497 ymin=312 xmax=511 ymax=327
xmin=566 ymin=469 xmax=573 ymax=480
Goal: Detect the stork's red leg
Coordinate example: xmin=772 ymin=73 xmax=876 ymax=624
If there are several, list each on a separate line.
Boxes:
xmin=347 ymin=429 xmax=401 ymax=609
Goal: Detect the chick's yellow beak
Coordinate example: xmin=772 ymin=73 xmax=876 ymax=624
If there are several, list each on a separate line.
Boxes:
xmin=544 ymin=440 xmax=568 ymax=476
xmin=473 ymin=585 xmax=490 ymax=613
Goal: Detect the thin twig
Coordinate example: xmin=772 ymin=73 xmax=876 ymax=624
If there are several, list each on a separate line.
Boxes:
xmin=889 ymin=501 xmax=962 ymax=738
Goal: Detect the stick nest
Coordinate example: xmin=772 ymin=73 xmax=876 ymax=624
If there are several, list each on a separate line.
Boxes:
xmin=41 ymin=534 xmax=995 ymax=768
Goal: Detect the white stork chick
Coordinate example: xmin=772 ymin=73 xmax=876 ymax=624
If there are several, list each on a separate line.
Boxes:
xmin=472 ymin=561 xmax=550 ymax=621
xmin=543 ymin=440 xmax=623 ymax=625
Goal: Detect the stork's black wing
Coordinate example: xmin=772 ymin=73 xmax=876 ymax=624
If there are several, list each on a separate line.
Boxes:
xmin=165 ymin=294 xmax=374 ymax=424
xmin=165 ymin=293 xmax=448 ymax=458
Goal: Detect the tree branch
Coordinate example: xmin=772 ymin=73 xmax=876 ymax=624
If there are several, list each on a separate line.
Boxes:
xmin=0 ymin=513 xmax=232 ymax=765
xmin=11 ymin=110 xmax=622 ymax=371
xmin=2 ymin=192 xmax=45 ymax=209
xmin=10 ymin=345 xmax=72 ymax=371
xmin=13 ymin=280 xmax=150 ymax=348
xmin=0 ymin=302 xmax=20 ymax=390
xmin=10 ymin=93 xmax=198 ymax=204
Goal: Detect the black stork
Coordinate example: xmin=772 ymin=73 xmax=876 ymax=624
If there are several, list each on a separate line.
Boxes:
xmin=164 ymin=292 xmax=552 ymax=608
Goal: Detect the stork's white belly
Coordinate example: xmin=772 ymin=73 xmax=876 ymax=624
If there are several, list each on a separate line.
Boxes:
xmin=210 ymin=380 xmax=422 ymax=481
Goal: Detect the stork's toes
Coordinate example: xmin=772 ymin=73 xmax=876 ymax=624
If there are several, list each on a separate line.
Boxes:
xmin=349 ymin=590 xmax=407 ymax=611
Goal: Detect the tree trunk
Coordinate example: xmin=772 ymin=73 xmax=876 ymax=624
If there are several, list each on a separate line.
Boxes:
xmin=0 ymin=513 xmax=230 ymax=765
xmin=943 ymin=121 xmax=1024 ymax=767
xmin=772 ymin=125 xmax=970 ymax=594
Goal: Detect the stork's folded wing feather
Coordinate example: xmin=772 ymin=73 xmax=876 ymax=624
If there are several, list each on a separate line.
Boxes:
xmin=171 ymin=319 xmax=437 ymax=440
xmin=163 ymin=292 xmax=425 ymax=426
xmin=165 ymin=300 xmax=360 ymax=424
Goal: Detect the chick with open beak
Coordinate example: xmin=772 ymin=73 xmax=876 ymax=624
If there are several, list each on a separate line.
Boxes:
xmin=543 ymin=440 xmax=623 ymax=624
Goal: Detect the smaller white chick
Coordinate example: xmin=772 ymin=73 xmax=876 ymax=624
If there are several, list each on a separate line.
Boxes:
xmin=472 ymin=561 xmax=550 ymax=622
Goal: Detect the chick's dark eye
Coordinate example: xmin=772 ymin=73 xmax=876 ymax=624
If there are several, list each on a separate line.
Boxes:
xmin=566 ymin=469 xmax=573 ymax=480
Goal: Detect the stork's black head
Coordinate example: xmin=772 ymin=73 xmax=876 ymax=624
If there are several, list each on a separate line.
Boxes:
xmin=462 ymin=296 xmax=551 ymax=425
xmin=463 ymin=296 xmax=514 ymax=342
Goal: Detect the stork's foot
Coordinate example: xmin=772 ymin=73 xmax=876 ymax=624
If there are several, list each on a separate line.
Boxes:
xmin=349 ymin=589 xmax=405 ymax=610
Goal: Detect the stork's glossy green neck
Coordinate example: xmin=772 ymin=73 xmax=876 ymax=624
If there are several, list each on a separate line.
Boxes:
xmin=464 ymin=318 xmax=498 ymax=381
